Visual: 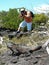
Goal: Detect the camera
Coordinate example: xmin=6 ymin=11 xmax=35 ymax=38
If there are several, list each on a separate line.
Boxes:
xmin=21 ymin=11 xmax=25 ymax=16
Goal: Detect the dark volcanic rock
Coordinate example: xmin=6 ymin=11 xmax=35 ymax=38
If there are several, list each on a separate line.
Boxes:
xmin=0 ymin=47 xmax=49 ymax=65
xmin=1 ymin=39 xmax=49 ymax=65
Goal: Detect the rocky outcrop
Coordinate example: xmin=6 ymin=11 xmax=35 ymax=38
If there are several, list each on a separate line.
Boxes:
xmin=0 ymin=25 xmax=49 ymax=65
xmin=0 ymin=46 xmax=49 ymax=65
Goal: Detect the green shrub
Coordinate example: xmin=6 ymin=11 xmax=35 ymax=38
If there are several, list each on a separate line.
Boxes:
xmin=0 ymin=44 xmax=2 ymax=48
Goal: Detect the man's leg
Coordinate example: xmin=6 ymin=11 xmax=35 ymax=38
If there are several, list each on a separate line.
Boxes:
xmin=27 ymin=22 xmax=32 ymax=32
xmin=17 ymin=21 xmax=27 ymax=32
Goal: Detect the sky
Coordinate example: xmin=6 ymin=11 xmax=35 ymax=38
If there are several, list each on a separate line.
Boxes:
xmin=0 ymin=0 xmax=49 ymax=13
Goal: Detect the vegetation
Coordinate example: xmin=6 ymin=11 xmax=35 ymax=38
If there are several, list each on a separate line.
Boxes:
xmin=32 ymin=14 xmax=48 ymax=29
xmin=0 ymin=8 xmax=48 ymax=30
xmin=0 ymin=44 xmax=2 ymax=48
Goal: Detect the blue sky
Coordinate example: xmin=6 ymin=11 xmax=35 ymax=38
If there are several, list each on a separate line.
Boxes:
xmin=0 ymin=0 xmax=49 ymax=11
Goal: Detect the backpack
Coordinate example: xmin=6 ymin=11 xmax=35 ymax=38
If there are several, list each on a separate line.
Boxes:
xmin=30 ymin=11 xmax=34 ymax=18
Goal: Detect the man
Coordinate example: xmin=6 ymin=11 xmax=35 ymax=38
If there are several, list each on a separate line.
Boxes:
xmin=17 ymin=9 xmax=34 ymax=33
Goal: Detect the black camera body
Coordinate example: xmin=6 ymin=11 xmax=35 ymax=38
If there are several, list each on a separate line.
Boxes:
xmin=21 ymin=10 xmax=27 ymax=16
xmin=21 ymin=11 xmax=25 ymax=16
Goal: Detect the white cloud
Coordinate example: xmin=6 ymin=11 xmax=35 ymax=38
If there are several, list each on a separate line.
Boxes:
xmin=33 ymin=4 xmax=49 ymax=14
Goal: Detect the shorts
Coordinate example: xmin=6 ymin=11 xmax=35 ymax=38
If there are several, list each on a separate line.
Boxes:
xmin=19 ymin=20 xmax=32 ymax=31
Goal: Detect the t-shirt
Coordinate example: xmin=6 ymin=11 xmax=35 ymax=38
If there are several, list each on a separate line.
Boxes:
xmin=24 ymin=16 xmax=32 ymax=23
xmin=24 ymin=11 xmax=33 ymax=23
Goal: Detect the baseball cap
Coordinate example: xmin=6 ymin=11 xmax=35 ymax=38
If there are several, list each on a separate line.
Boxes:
xmin=20 ymin=8 xmax=25 ymax=12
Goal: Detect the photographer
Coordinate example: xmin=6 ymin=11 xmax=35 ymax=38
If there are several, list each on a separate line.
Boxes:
xmin=17 ymin=9 xmax=34 ymax=33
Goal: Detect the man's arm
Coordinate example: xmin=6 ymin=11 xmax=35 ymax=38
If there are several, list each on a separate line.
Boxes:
xmin=24 ymin=11 xmax=31 ymax=17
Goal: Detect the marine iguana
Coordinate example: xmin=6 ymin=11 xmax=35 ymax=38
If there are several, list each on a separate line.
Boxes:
xmin=7 ymin=39 xmax=49 ymax=56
